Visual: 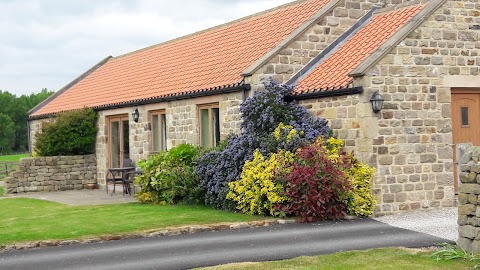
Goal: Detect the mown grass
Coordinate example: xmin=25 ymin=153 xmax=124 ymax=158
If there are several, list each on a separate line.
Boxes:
xmin=0 ymin=153 xmax=29 ymax=162
xmin=200 ymin=247 xmax=477 ymax=270
xmin=0 ymin=198 xmax=263 ymax=246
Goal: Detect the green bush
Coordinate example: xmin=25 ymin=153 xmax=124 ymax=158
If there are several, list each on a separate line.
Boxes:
xmin=134 ymin=144 xmax=203 ymax=205
xmin=34 ymin=108 xmax=97 ymax=156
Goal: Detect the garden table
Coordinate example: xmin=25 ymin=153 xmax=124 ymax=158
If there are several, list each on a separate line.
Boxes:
xmin=106 ymin=167 xmax=135 ymax=196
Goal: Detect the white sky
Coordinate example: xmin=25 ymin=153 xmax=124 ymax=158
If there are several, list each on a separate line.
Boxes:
xmin=0 ymin=0 xmax=294 ymax=96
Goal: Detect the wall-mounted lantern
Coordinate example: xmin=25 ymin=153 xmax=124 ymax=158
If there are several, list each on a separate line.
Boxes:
xmin=132 ymin=108 xmax=140 ymax=123
xmin=370 ymin=91 xmax=384 ymax=113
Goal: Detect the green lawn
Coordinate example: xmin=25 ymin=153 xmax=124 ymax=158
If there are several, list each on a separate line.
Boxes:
xmin=0 ymin=198 xmax=263 ymax=246
xmin=0 ymin=153 xmax=29 ymax=162
xmin=200 ymin=248 xmax=477 ymax=270
xmin=0 ymin=186 xmax=3 ymax=196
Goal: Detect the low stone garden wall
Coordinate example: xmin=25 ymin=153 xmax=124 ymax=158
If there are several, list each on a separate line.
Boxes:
xmin=458 ymin=144 xmax=480 ymax=252
xmin=4 ymin=155 xmax=97 ymax=194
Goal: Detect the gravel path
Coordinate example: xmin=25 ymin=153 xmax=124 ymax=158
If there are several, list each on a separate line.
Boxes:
xmin=374 ymin=207 xmax=458 ymax=242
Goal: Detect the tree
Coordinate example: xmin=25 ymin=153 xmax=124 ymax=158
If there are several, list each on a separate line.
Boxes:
xmin=0 ymin=113 xmax=15 ymax=153
xmin=0 ymin=88 xmax=54 ymax=153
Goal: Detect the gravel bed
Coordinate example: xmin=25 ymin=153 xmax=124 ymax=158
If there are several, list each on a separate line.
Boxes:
xmin=374 ymin=207 xmax=458 ymax=242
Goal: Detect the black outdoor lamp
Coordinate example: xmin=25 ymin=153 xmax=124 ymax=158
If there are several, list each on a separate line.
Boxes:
xmin=370 ymin=91 xmax=384 ymax=113
xmin=132 ymin=108 xmax=140 ymax=123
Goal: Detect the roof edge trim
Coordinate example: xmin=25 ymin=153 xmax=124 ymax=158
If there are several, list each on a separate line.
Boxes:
xmin=291 ymin=86 xmax=363 ymax=101
xmin=28 ymin=56 xmax=113 ymax=116
xmin=349 ymin=0 xmax=447 ymax=78
xmin=29 ymin=84 xmax=251 ymax=120
xmin=241 ymin=0 xmax=341 ymax=77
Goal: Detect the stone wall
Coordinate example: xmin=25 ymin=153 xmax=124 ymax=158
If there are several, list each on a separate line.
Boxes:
xmin=358 ymin=0 xmax=479 ymax=214
xmin=3 ymin=155 xmax=97 ymax=194
xmin=298 ymin=94 xmax=378 ymax=166
xmin=458 ymin=144 xmax=480 ymax=252
xmin=219 ymin=92 xmax=243 ymax=139
xmin=28 ymin=118 xmax=52 ymax=153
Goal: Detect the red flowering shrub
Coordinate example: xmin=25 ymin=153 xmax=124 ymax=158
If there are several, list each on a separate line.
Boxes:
xmin=278 ymin=141 xmax=352 ymax=222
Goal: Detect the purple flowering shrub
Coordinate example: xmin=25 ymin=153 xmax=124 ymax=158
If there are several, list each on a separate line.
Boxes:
xmin=195 ymin=80 xmax=330 ymax=210
xmin=240 ymin=80 xmax=330 ymax=138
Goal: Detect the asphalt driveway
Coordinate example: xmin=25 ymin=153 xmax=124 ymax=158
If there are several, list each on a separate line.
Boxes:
xmin=0 ymin=218 xmax=451 ymax=270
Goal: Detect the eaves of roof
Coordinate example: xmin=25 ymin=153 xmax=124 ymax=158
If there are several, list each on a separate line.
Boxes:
xmin=291 ymin=86 xmax=363 ymax=101
xmin=29 ymin=83 xmax=251 ymax=120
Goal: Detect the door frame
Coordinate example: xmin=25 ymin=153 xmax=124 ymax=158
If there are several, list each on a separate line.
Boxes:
xmin=451 ymin=88 xmax=480 ymax=192
xmin=107 ymin=114 xmax=130 ymax=168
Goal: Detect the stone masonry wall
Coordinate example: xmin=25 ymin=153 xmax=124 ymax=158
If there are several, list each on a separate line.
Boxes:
xmin=28 ymin=118 xmax=52 ymax=153
xmin=458 ymin=144 xmax=480 ymax=253
xmin=3 ymin=155 xmax=96 ymax=194
xmin=219 ymin=92 xmax=243 ymax=138
xmin=298 ymin=94 xmax=377 ymax=166
xmin=360 ymin=0 xmax=479 ymax=214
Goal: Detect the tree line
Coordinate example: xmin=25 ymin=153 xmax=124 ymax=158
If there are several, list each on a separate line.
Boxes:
xmin=0 ymin=89 xmax=54 ymax=154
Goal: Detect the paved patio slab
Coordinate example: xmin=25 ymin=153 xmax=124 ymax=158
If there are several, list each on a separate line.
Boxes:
xmin=2 ymin=189 xmax=136 ymax=205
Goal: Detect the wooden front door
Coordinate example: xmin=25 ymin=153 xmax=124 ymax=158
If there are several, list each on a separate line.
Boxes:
xmin=452 ymin=90 xmax=480 ymax=191
xmin=107 ymin=115 xmax=130 ymax=168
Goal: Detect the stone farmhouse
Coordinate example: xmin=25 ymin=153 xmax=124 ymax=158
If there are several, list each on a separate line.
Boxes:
xmin=27 ymin=0 xmax=479 ymax=214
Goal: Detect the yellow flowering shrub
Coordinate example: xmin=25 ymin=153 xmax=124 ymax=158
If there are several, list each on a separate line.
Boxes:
xmin=274 ymin=123 xmax=298 ymax=143
xmin=135 ymin=191 xmax=154 ymax=204
xmin=326 ymin=137 xmax=376 ymax=217
xmin=345 ymin=158 xmax=376 ymax=216
xmin=326 ymin=137 xmax=344 ymax=156
xmin=226 ymin=149 xmax=294 ymax=216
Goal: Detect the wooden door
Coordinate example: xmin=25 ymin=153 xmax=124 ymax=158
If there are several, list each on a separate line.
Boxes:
xmin=107 ymin=115 xmax=130 ymax=168
xmin=452 ymin=90 xmax=480 ymax=191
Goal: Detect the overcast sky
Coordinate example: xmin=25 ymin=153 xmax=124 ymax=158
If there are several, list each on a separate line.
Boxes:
xmin=0 ymin=0 xmax=294 ymax=96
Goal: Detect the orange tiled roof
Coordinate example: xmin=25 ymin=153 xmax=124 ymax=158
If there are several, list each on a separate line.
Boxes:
xmin=32 ymin=0 xmax=331 ymax=117
xmin=294 ymin=3 xmax=426 ymax=93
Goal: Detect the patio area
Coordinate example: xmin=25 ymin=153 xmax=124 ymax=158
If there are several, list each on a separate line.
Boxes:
xmin=1 ymin=189 xmax=136 ymax=205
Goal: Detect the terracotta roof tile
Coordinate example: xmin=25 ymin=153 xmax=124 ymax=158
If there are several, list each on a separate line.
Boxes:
xmin=294 ymin=3 xmax=426 ymax=93
xmin=33 ymin=0 xmax=331 ymax=116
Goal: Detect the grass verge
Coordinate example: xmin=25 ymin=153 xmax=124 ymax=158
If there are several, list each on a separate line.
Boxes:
xmin=200 ymin=247 xmax=477 ymax=270
xmin=0 ymin=153 xmax=29 ymax=162
xmin=0 ymin=198 xmax=262 ymax=246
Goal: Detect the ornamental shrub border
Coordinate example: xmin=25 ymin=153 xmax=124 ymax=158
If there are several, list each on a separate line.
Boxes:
xmin=195 ymin=80 xmax=330 ymax=210
xmin=136 ymin=80 xmax=376 ymax=221
xmin=225 ymin=131 xmax=376 ymax=221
